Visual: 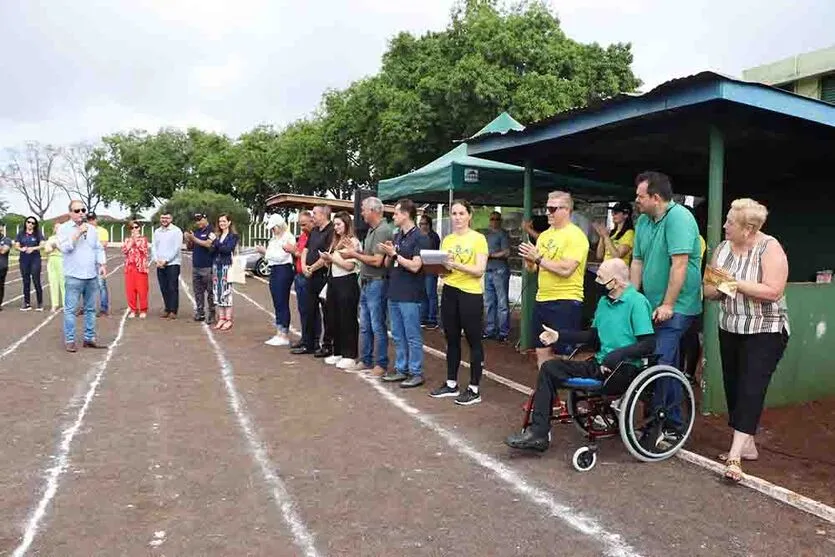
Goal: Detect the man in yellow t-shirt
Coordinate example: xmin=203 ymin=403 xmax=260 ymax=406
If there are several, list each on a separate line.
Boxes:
xmin=519 ymin=191 xmax=589 ymax=367
xmin=88 ymin=212 xmax=110 ymax=316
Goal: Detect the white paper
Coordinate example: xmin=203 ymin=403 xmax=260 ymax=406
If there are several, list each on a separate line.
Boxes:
xmin=420 ymin=250 xmax=448 ymax=265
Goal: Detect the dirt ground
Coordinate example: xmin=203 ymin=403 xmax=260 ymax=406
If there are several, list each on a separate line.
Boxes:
xmin=0 ymin=253 xmax=833 ymax=556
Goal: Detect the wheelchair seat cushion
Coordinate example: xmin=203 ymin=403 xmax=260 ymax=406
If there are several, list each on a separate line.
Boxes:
xmin=562 ymin=377 xmax=604 ymax=390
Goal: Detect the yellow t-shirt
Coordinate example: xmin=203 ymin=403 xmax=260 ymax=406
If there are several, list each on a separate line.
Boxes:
xmin=535 ymin=223 xmax=589 ymax=302
xmin=96 ymin=226 xmax=110 ymax=244
xmin=441 ymin=229 xmax=488 ymax=295
xmin=699 ymin=235 xmax=706 ymax=259
xmin=603 ymin=228 xmax=635 ymax=266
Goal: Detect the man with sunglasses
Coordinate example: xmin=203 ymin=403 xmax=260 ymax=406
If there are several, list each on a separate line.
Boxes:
xmin=519 ymin=191 xmax=590 ymax=370
xmin=57 ymin=200 xmax=107 ymax=352
xmin=184 ymin=213 xmax=215 ymax=322
xmin=0 ymin=221 xmax=12 ymax=310
xmin=505 ymin=258 xmax=655 ymax=452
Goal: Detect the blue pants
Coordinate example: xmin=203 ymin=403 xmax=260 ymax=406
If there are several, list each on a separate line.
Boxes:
xmin=420 ymin=274 xmax=438 ymax=326
xmin=360 ymin=279 xmax=389 ymax=370
xmin=20 ymin=256 xmax=43 ymax=307
xmin=484 ymin=267 xmax=510 ymax=337
xmin=653 ymin=312 xmax=697 ymax=426
xmin=389 ymin=300 xmax=423 ymax=376
xmin=294 ymin=273 xmax=319 ymax=345
xmin=97 ymin=273 xmax=109 ymax=312
xmin=64 ymin=276 xmax=98 ymax=343
xmin=269 ymin=264 xmax=294 ymax=333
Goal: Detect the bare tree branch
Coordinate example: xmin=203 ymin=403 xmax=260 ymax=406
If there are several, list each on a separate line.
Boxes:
xmin=0 ymin=142 xmax=62 ymax=220
xmin=52 ymin=142 xmax=102 ymax=211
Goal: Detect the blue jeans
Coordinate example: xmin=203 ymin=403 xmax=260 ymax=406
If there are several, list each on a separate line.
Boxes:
xmin=420 ymin=274 xmax=439 ymax=325
xmin=389 ymin=300 xmax=423 ymax=376
xmin=64 ymin=276 xmax=98 ymax=343
xmin=484 ymin=267 xmax=510 ymax=337
xmin=97 ymin=274 xmax=109 ymax=312
xmin=269 ymin=264 xmax=294 ymax=333
xmin=360 ymin=279 xmax=389 ymax=370
xmin=653 ymin=312 xmax=697 ymax=426
xmin=294 ymin=273 xmax=319 ymax=345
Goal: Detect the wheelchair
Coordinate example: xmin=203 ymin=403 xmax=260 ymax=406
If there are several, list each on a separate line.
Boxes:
xmin=519 ymin=348 xmax=695 ymax=472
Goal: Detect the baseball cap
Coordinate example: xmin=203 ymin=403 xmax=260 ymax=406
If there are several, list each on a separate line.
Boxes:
xmin=266 ymin=213 xmax=286 ymax=229
xmin=611 ymin=201 xmax=633 ymax=215
xmin=194 ymin=212 xmax=207 ymax=220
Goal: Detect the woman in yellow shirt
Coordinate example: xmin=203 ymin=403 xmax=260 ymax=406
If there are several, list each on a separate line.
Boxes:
xmin=429 ymin=199 xmax=488 ymax=406
xmin=593 ymin=201 xmax=635 ymax=266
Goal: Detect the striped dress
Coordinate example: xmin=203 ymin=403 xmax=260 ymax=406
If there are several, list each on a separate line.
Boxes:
xmin=715 ymin=235 xmax=790 ymax=335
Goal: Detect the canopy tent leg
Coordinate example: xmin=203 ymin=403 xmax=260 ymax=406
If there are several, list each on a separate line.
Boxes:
xmin=520 ymin=161 xmax=535 ymax=351
xmin=703 ymin=125 xmax=725 ymax=414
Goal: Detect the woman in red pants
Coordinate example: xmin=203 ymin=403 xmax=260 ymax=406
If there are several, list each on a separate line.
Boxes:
xmin=122 ymin=220 xmax=150 ymax=318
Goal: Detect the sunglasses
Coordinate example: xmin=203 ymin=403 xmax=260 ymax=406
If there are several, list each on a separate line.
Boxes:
xmin=131 ymin=225 xmax=140 ymax=229
xmin=489 ymin=217 xmax=501 ymax=221
xmin=72 ymin=208 xmax=87 ymax=214
xmin=26 ymin=220 xmax=36 ymax=225
xmin=545 ymin=206 xmax=568 ymax=214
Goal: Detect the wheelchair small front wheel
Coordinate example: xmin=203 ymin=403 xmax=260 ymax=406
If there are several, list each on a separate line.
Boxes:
xmin=571 ymin=446 xmax=597 ymax=472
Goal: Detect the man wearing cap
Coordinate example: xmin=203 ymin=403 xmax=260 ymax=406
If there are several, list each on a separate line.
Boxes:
xmin=0 ymin=221 xmax=12 ymax=310
xmin=87 ymin=212 xmax=110 ymax=316
xmin=152 ymin=212 xmax=184 ymax=319
xmin=483 ymin=211 xmax=511 ymax=342
xmin=505 ymin=258 xmax=655 ymax=452
xmin=184 ymin=213 xmax=216 ymax=322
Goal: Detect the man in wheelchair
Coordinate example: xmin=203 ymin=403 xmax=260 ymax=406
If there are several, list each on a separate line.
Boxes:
xmin=506 ymin=259 xmax=656 ymax=452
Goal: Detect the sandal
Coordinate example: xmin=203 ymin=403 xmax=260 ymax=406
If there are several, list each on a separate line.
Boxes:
xmin=723 ymin=459 xmax=744 ymax=483
xmin=214 ymin=319 xmax=226 ymax=330
xmin=718 ymin=452 xmax=758 ymax=462
xmin=220 ymin=319 xmax=233 ymax=331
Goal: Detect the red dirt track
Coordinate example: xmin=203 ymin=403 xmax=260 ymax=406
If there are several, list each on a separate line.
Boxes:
xmin=0 ymin=253 xmax=832 ymax=556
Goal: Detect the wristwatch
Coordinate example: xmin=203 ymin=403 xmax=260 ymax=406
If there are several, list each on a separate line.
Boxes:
xmin=535 ymin=255 xmax=543 ymax=266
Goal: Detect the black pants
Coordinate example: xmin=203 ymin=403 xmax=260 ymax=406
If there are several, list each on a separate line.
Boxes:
xmin=304 ymin=271 xmax=332 ymax=351
xmin=327 ymin=274 xmax=360 ymax=359
xmin=719 ymin=329 xmax=789 ymax=435
xmin=441 ymin=285 xmax=484 ymax=387
xmin=0 ymin=266 xmax=7 ymax=306
xmin=192 ymin=267 xmax=215 ymax=318
xmin=157 ymin=265 xmax=181 ymax=314
xmin=530 ymin=359 xmax=602 ymax=437
xmin=679 ymin=314 xmax=703 ymax=378
xmin=20 ymin=256 xmax=43 ymax=307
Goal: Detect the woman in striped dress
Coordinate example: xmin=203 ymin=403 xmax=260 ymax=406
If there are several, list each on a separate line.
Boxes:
xmin=704 ymin=198 xmax=790 ymax=483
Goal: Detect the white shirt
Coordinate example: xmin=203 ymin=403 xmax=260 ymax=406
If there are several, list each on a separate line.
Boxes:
xmin=330 ymin=237 xmax=361 ymax=278
xmin=265 ymin=231 xmax=295 ymax=266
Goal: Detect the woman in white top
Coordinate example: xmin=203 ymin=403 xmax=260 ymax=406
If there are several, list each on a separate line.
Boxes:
xmin=258 ymin=214 xmax=297 ymax=346
xmin=319 ymin=211 xmax=362 ymax=370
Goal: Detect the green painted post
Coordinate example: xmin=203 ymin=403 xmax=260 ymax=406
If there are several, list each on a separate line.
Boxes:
xmin=703 ymin=126 xmax=725 ymax=414
xmin=521 ymin=161 xmax=535 ymax=350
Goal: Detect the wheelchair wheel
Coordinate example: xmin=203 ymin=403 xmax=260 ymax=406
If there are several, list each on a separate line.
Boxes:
xmin=572 ymin=447 xmax=597 ymax=472
xmin=618 ymin=365 xmax=695 ymax=463
xmin=567 ymin=390 xmax=618 ymax=439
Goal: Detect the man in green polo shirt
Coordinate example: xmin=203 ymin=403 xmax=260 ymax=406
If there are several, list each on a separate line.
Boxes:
xmin=630 ymin=171 xmax=702 ymax=426
xmin=505 ymin=258 xmax=655 ymax=452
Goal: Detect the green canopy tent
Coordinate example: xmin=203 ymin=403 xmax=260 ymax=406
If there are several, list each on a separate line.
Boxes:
xmin=376 ymin=112 xmax=630 ymax=205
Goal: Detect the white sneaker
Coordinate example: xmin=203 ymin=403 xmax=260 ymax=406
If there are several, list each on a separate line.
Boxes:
xmin=127 ymin=312 xmax=136 ymax=319
xmin=336 ymin=358 xmax=358 ymax=371
xmin=324 ymin=355 xmax=342 ymax=365
xmin=264 ymin=335 xmax=284 ymax=346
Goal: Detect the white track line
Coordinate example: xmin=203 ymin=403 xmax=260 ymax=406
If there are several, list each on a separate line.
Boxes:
xmin=0 ymin=265 xmax=124 ymax=362
xmin=180 ymin=278 xmax=320 ymax=557
xmin=235 ymin=286 xmax=640 ymax=557
xmin=244 ymin=278 xmax=835 ymax=525
xmin=11 ymin=310 xmax=130 ymax=557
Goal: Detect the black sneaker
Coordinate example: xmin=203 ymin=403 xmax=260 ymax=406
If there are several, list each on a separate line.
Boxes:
xmin=505 ymin=430 xmax=550 ymax=452
xmin=429 ymin=384 xmax=460 ymax=398
xmin=424 ymin=323 xmax=439 ymax=330
xmin=455 ymin=388 xmax=481 ymax=406
xmin=35 ymin=305 xmax=44 ymax=312
xmin=194 ymin=314 xmax=205 ymax=322
xmin=20 ymin=304 xmax=32 ymax=312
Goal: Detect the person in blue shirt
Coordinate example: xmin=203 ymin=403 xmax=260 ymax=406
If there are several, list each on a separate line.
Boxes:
xmin=0 ymin=221 xmax=13 ymax=310
xmin=14 ymin=215 xmax=46 ymax=311
xmin=419 ymin=214 xmax=441 ymax=329
xmin=58 ymin=201 xmax=107 ymax=352
xmin=211 ymin=213 xmax=239 ymax=330
xmin=184 ymin=213 xmax=216 ymax=322
xmin=506 ymin=258 xmax=656 ymax=452
xmin=483 ymin=211 xmax=511 ymax=342
xmin=152 ymin=212 xmax=184 ymax=319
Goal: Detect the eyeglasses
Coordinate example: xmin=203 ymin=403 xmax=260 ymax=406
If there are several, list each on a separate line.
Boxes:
xmin=545 ymin=206 xmax=568 ymax=214
xmin=72 ymin=208 xmax=87 ymax=214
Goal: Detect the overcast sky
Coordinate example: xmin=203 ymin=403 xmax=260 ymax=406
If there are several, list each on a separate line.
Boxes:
xmin=2 ymin=0 xmax=834 ymax=217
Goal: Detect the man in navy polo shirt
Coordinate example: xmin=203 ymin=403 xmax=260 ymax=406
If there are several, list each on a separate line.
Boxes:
xmin=505 ymin=258 xmax=656 ymax=452
xmin=378 ymin=199 xmax=430 ymax=388
xmin=184 ymin=213 xmax=216 ymax=322
xmin=0 ymin=221 xmax=12 ymax=310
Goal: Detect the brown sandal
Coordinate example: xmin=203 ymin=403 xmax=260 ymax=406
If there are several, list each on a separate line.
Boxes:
xmin=723 ymin=459 xmax=744 ymax=483
xmin=718 ymin=452 xmax=758 ymax=462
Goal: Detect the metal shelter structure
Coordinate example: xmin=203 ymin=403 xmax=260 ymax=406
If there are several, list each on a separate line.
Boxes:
xmin=468 ymin=71 xmax=835 ymax=413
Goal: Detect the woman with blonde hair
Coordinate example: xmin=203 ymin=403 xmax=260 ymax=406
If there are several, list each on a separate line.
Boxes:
xmin=44 ymin=222 xmax=65 ymax=312
xmin=122 ymin=220 xmax=150 ymax=318
xmin=258 ymin=214 xmax=297 ymax=346
xmin=703 ymin=198 xmax=790 ymax=483
xmin=320 ymin=211 xmax=362 ymax=370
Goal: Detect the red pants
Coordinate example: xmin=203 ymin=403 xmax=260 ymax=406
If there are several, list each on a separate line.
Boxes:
xmin=125 ymin=267 xmax=149 ymax=312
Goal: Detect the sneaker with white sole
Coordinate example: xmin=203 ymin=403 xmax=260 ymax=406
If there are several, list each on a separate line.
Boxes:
xmin=336 ymin=358 xmax=358 ymax=370
xmin=324 ymin=355 xmax=342 ymax=365
xmin=265 ymin=335 xmax=289 ymax=347
xmin=429 ymin=384 xmax=460 ymax=398
xmin=454 ymin=388 xmax=482 ymax=406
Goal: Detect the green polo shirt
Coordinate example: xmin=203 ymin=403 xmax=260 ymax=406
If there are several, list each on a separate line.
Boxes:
xmin=633 ymin=202 xmax=702 ymax=316
xmin=592 ymin=285 xmax=655 ymax=364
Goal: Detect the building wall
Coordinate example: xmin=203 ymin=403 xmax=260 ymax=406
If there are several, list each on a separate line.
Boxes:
xmin=743 ymin=44 xmax=835 ymax=89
